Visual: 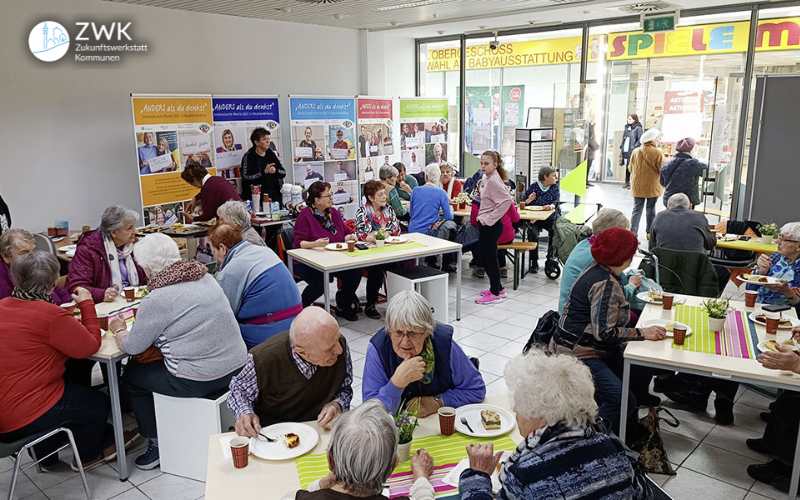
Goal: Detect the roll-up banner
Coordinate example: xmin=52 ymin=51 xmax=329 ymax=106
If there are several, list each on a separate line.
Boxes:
xmin=356 ymin=96 xmax=397 ymax=183
xmin=398 ymin=98 xmax=449 ymax=175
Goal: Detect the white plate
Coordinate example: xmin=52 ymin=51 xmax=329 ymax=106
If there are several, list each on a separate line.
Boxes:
xmin=58 ymin=244 xmax=77 ymax=252
xmin=524 ymin=206 xmax=546 ymax=211
xmin=324 ymin=242 xmax=349 ymax=251
xmin=636 ymin=291 xmax=687 ymax=306
xmin=385 ymin=236 xmax=408 ymax=244
xmin=454 ymin=404 xmax=516 ymax=438
xmin=749 ymin=312 xmax=800 ymax=329
xmin=248 ymin=422 xmax=319 ymax=461
xmin=758 ymin=340 xmax=800 ymax=352
xmin=740 ymin=274 xmax=782 ymax=286
xmin=641 ymin=319 xmax=693 ymax=337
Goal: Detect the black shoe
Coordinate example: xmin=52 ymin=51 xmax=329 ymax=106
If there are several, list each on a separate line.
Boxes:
xmin=714 ymin=398 xmax=735 ymax=425
xmin=531 ymin=265 xmax=540 ymax=274
xmin=664 ymin=390 xmax=709 ymax=411
xmin=335 ymin=307 xmax=358 ymax=322
xmin=761 ymin=411 xmax=772 ymax=422
xmin=771 ymin=474 xmax=799 ymax=493
xmin=364 ymin=304 xmax=381 ymax=320
xmin=748 ymin=459 xmax=792 ymax=484
xmin=586 ymin=182 xmax=594 ymax=187
xmin=637 ymin=393 xmax=662 ymax=408
xmin=500 ymin=268 xmax=508 ymax=279
xmin=653 ymin=374 xmax=701 ymax=394
xmin=442 ymin=264 xmax=457 ymax=273
xmin=746 ymin=438 xmax=773 ymax=455
xmin=623 ymin=183 xmax=631 ymax=189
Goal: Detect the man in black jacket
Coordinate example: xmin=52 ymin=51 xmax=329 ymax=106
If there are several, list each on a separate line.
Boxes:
xmin=241 ymin=128 xmax=286 ymax=205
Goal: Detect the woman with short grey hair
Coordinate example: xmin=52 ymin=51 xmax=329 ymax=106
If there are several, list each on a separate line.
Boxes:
xmin=217 ymin=200 xmax=265 ymax=247
xmin=378 ymin=164 xmax=408 ymax=219
xmin=293 ymin=399 xmax=436 ymax=499
xmin=67 ymin=205 xmax=147 ymax=303
xmin=362 ymin=290 xmax=485 ymax=418
xmin=0 ymin=229 xmax=71 ymax=303
xmin=408 ymin=164 xmax=457 ymax=271
xmin=457 ymin=350 xmax=649 ymax=499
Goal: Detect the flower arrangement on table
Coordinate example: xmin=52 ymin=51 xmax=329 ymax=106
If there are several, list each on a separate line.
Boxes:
xmin=703 ymin=297 xmax=731 ymax=332
xmin=454 ymin=192 xmax=471 ymax=210
xmin=760 ymin=223 xmax=779 ymax=244
xmin=394 ymin=399 xmax=420 ymax=461
xmin=374 ymin=228 xmax=388 ymax=247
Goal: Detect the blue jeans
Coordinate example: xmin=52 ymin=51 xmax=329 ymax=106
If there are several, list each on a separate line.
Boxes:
xmin=582 ymin=354 xmax=638 ymax=436
xmin=630 ymin=197 xmax=657 ymax=235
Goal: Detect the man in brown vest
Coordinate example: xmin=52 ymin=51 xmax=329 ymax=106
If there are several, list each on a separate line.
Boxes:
xmin=227 ymin=307 xmax=352 ymax=437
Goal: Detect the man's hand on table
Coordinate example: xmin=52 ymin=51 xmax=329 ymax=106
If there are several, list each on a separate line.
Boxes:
xmin=411 ymin=449 xmax=434 ymax=481
xmin=466 ymin=442 xmax=502 ymax=476
xmin=759 ymin=344 xmax=800 ymax=373
xmin=642 ymin=325 xmax=666 ymax=341
xmin=235 ymin=413 xmax=262 ymax=437
xmin=317 ymin=402 xmax=341 ymax=430
xmin=406 ymin=397 xmax=440 ymax=418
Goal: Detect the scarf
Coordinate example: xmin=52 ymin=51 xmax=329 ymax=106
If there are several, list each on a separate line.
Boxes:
xmin=11 ymin=287 xmax=54 ymax=303
xmin=420 ymin=337 xmax=436 ymax=384
xmin=536 ymin=180 xmax=551 ymax=192
xmin=313 ymin=208 xmax=336 ymax=235
xmin=364 ymin=202 xmax=389 ymax=232
xmin=103 ymin=235 xmax=140 ymax=291
xmin=148 ymin=259 xmax=207 ymax=291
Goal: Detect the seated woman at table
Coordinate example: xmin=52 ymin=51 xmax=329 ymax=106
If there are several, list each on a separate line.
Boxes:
xmin=210 ymin=223 xmax=301 ymax=349
xmin=111 ymin=233 xmax=247 ymax=470
xmin=67 ymin=205 xmax=147 ymax=304
xmin=354 ymin=180 xmax=401 ymax=320
xmin=362 ymin=290 xmax=485 ymax=418
xmin=523 ymin=165 xmax=560 ymax=273
xmin=180 ymin=164 xmax=242 ymax=222
xmin=457 ymin=350 xmax=649 ymax=499
xmin=439 ymin=162 xmax=462 ymax=201
xmin=0 ymin=252 xmax=127 ymax=470
xmin=747 ymin=222 xmax=800 ymax=309
xmin=293 ymin=181 xmax=362 ymax=322
xmin=395 ymin=162 xmax=418 ymax=202
xmin=551 ymin=227 xmax=666 ymax=435
xmin=217 ymin=200 xmax=265 ymax=247
xmin=291 ymin=399 xmax=435 ymax=500
xmin=409 ymin=163 xmax=457 ymax=273
xmin=0 ymin=229 xmax=71 ymax=303
xmin=379 ymin=164 xmax=409 ymax=221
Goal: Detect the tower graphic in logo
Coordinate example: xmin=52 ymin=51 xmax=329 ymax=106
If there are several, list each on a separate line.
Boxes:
xmin=28 ymin=21 xmax=70 ymax=62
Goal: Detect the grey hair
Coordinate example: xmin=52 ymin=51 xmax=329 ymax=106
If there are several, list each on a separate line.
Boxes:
xmin=505 ymin=349 xmax=598 ymax=427
xmin=0 ymin=229 xmax=36 ymax=259
xmin=424 ymin=163 xmax=441 ymax=185
xmin=439 ymin=162 xmax=455 ymax=173
xmin=781 ymin=222 xmax=800 ymax=242
xmin=385 ymin=290 xmax=436 ymax=337
xmin=379 ymin=164 xmax=399 ymax=181
xmin=538 ymin=165 xmax=556 ymax=182
xmin=667 ymin=193 xmax=691 ymax=209
xmin=100 ymin=205 xmax=139 ymax=238
xmin=640 ymin=128 xmax=661 ymax=145
xmin=328 ymin=399 xmax=397 ymax=496
xmin=11 ymin=251 xmax=59 ymax=295
xmin=591 ymin=208 xmax=630 ymax=235
xmin=133 ymin=233 xmax=180 ymax=274
xmin=217 ymin=201 xmax=252 ymax=231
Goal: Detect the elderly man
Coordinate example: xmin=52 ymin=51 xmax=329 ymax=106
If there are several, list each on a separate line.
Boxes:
xmin=217 ymin=200 xmax=265 ymax=247
xmin=228 ymin=307 xmax=352 ymax=436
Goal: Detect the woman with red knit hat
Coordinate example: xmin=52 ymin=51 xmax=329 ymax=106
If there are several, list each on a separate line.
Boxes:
xmin=551 ymin=226 xmax=666 ymax=435
xmin=659 ymin=137 xmax=708 ymax=208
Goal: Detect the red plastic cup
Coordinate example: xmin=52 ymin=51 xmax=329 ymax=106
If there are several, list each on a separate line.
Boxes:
xmin=745 ymin=290 xmax=758 ymax=308
xmin=519 ymin=202 xmax=526 ymax=211
xmin=765 ymin=313 xmax=781 ymax=335
xmin=673 ymin=325 xmax=687 ymax=346
xmin=347 ymin=241 xmax=356 ymax=252
xmin=123 ymin=287 xmax=135 ymax=302
xmin=97 ymin=313 xmax=109 ymax=331
xmin=661 ymin=292 xmax=675 ymax=310
xmin=438 ymin=407 xmax=456 ymax=436
xmin=131 ymin=306 xmax=139 ymax=319
xmin=230 ymin=436 xmax=249 ymax=469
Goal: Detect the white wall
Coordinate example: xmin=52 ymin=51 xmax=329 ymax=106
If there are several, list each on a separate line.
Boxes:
xmin=0 ymin=0 xmax=363 ymax=231
xmin=362 ymin=31 xmax=416 ymax=97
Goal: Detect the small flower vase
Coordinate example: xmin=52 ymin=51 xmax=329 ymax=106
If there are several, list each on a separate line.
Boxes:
xmin=397 ymin=440 xmax=412 ymax=462
xmin=459 ymin=203 xmax=466 ymax=210
xmin=376 ymin=239 xmax=385 ymax=248
xmin=708 ymin=316 xmax=725 ymax=332
xmin=762 ymin=234 xmax=774 ymax=245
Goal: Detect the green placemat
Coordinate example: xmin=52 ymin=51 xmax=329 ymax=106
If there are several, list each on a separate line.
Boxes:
xmin=672 ymin=305 xmax=714 ymax=353
xmin=342 ymin=241 xmax=426 ymax=257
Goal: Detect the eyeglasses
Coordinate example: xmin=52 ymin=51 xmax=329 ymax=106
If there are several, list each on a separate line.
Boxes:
xmin=319 ymin=194 xmax=333 ymax=199
xmin=390 ymin=330 xmax=427 ymax=341
xmin=777 ymin=235 xmax=799 ymax=244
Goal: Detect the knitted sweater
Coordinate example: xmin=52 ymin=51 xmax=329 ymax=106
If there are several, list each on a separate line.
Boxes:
xmin=524 ymin=181 xmax=560 ymax=221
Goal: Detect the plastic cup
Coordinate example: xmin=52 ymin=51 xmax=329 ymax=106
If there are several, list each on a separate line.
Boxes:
xmin=347 ymin=241 xmax=356 ymax=252
xmin=765 ymin=312 xmax=781 ymax=335
xmin=745 ymin=290 xmax=758 ymax=308
xmin=661 ymin=292 xmax=675 ymax=310
xmin=519 ymin=202 xmax=526 ymax=210
xmin=123 ymin=287 xmax=135 ymax=302
xmin=60 ymin=301 xmax=76 ymax=315
xmin=673 ymin=325 xmax=687 ymax=346
xmin=438 ymin=406 xmax=456 ymax=436
xmin=131 ymin=306 xmax=139 ymax=319
xmin=230 ymin=436 xmax=249 ymax=469
xmin=97 ymin=313 xmax=109 ymax=331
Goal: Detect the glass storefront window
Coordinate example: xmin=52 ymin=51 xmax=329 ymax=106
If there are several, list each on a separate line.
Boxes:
xmin=419 ymin=40 xmax=461 ymax=171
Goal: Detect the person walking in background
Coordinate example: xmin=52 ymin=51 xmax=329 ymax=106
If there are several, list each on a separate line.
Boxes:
xmin=660 ymin=137 xmax=708 ymax=208
xmin=621 ymin=114 xmax=643 ymax=189
xmin=628 ymin=128 xmax=663 ymax=237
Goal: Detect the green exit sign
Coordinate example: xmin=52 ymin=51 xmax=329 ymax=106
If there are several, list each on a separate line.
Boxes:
xmin=642 ymin=12 xmax=678 ymax=33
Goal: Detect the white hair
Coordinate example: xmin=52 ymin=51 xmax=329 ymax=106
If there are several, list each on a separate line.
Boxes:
xmin=640 ymin=128 xmax=661 ymax=145
xmin=217 ymin=201 xmax=252 ymax=231
xmin=667 ymin=193 xmax=691 ymax=209
xmin=11 ymin=251 xmax=59 ymax=295
xmin=133 ymin=233 xmax=181 ymax=274
xmin=423 ymin=163 xmax=441 ymax=185
xmin=781 ymin=222 xmax=800 ymax=242
xmin=591 ymin=208 xmax=630 ymax=235
xmin=0 ymin=229 xmax=35 ymax=259
xmin=100 ymin=205 xmax=139 ymax=238
xmin=328 ymin=399 xmax=397 ymax=496
xmin=379 ymin=164 xmax=399 ymax=181
xmin=504 ymin=350 xmax=598 ymax=427
xmin=385 ymin=290 xmax=436 ymax=337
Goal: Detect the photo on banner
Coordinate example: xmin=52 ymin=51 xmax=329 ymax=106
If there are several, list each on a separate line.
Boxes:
xmin=400 ymin=98 xmax=449 ymax=172
xmin=324 ymin=160 xmax=357 ymax=182
xmin=357 ymin=97 xmax=397 ymax=184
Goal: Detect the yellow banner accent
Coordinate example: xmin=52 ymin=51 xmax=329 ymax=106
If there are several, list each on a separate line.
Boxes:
xmin=132 ymin=97 xmax=213 ymax=126
xmin=139 ymin=170 xmax=210 ymax=207
xmin=560 ymin=160 xmax=587 ymax=198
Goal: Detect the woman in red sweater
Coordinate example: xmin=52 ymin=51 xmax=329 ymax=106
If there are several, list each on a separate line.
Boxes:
xmin=0 ymin=252 xmax=119 ymax=470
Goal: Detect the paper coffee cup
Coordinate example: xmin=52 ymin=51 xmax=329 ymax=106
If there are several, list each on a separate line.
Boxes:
xmin=765 ymin=312 xmax=781 ymax=334
xmin=672 ymin=325 xmax=687 ymax=346
xmin=661 ymin=292 xmax=675 ymax=310
xmin=60 ymin=301 xmax=77 ymax=315
xmin=745 ymin=290 xmax=758 ymax=308
xmin=438 ymin=406 xmax=456 ymax=436
xmin=123 ymin=287 xmax=135 ymax=302
xmin=230 ymin=436 xmax=249 ymax=469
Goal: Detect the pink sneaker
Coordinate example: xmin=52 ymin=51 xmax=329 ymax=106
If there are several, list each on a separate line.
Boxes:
xmin=480 ymin=289 xmax=507 ymax=296
xmin=476 ymin=292 xmax=506 ymax=304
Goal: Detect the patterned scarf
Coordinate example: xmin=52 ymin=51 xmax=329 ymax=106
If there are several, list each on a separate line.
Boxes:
xmin=148 ymin=260 xmax=207 ymax=291
xmin=420 ymin=337 xmax=436 ymax=384
xmin=11 ymin=287 xmax=54 ymax=303
xmin=313 ymin=208 xmax=336 ymax=235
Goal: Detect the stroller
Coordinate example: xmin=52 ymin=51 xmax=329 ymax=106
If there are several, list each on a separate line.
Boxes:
xmin=542 ymin=202 xmax=603 ymax=280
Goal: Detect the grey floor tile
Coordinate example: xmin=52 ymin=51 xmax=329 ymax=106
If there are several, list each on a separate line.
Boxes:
xmin=737 ymin=389 xmax=775 ymax=411
xmin=477 ymin=353 xmax=511 ymax=377
xmin=479 ymin=372 xmax=499 ymax=386
xmin=682 ymin=443 xmax=760 ymax=490
xmin=0 ymin=458 xmax=14 ymax=474
xmin=340 ymin=327 xmax=365 ymax=343
xmin=500 ymin=312 xmax=539 ymax=329
xmin=0 ymin=467 xmax=42 ymax=500
xmin=459 ymin=332 xmax=511 ymax=352
xmin=749 ymin=479 xmax=792 ymax=500
xmin=479 ymin=322 xmax=531 ymax=341
xmin=704 ymin=424 xmax=771 ymax=461
xmin=345 ymin=318 xmax=385 ymax=335
xmin=344 ymin=336 xmax=372 ymax=355
xmin=454 ymin=314 xmax=499 ymax=332
xmin=485 ymin=379 xmax=508 ymax=397
xmin=660 ymin=430 xmax=701 ymax=465
xmin=19 ymin=493 xmax=48 ymax=500
xmin=109 ymin=488 xmax=150 ymax=499
xmin=23 ymin=460 xmax=76 ymax=491
xmin=662 ymin=406 xmax=717 ymax=441
xmin=734 ymin=402 xmax=772 ymax=434
xmin=137 ymin=472 xmax=205 ymax=500
xmin=42 ymin=464 xmax=132 ymax=500
xmin=662 ymin=467 xmax=747 ymax=500
xmin=469 ymin=307 xmax=520 ymax=322
xmin=492 ymin=341 xmax=526 ymax=359
xmin=515 ymin=291 xmax=554 ymax=306
xmin=459 ymin=345 xmax=486 ymax=359
xmin=352 ymin=356 xmax=366 ymax=379
xmin=744 ymin=492 xmax=776 ymax=500
xmin=647 ymin=472 xmax=673 ymax=487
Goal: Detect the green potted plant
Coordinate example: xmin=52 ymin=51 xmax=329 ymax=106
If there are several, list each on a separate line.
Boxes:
xmin=375 ymin=228 xmax=388 ymax=248
xmin=394 ymin=400 xmax=420 ymax=462
xmin=703 ymin=297 xmax=730 ymax=332
xmin=760 ymin=223 xmax=779 ymax=245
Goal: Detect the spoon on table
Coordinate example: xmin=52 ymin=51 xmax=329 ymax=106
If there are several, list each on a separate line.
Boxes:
xmin=460 ymin=417 xmax=475 ymax=433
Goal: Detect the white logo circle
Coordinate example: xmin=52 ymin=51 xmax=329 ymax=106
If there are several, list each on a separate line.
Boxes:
xmin=28 ymin=21 xmax=70 ymax=62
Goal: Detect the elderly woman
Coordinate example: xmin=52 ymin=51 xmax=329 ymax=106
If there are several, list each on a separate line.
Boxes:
xmin=292 ymin=400 xmax=435 ymax=500
xmin=362 ymin=291 xmax=485 ymax=418
xmin=629 ymin=128 xmax=664 ymax=236
xmin=660 ymin=137 xmax=707 ymax=207
xmin=217 ymin=200 xmax=265 ymax=247
xmin=395 ymin=162 xmax=418 ymax=201
xmin=747 ymin=222 xmax=800 ymax=308
xmin=181 ymin=164 xmax=242 ymax=222
xmin=551 ymin=227 xmax=666 ymax=434
xmin=293 ymin=181 xmax=363 ymax=322
xmin=210 ymin=223 xmax=301 ymax=349
xmin=0 ymin=252 xmax=122 ymax=470
xmin=524 ymin=165 xmax=560 ymax=273
xmin=457 ymin=351 xmax=649 ymax=499
xmin=409 ymin=164 xmax=458 ymax=272
xmin=0 ymin=229 xmax=71 ymax=303
xmin=111 ymin=233 xmax=247 ymax=470
xmin=379 ymin=164 xmax=409 ymax=220
xmin=67 ymin=205 xmax=147 ymax=304
xmin=439 ymin=162 xmax=462 ymax=201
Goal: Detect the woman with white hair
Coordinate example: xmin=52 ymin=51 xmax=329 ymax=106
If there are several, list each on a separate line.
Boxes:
xmin=217 ymin=200 xmax=265 ymax=247
xmin=0 ymin=229 xmax=71 ymax=303
xmin=67 ymin=205 xmax=147 ymax=303
xmin=110 ymin=233 xmax=247 ymax=470
xmin=293 ymin=399 xmax=436 ymax=499
xmin=748 ymin=222 xmax=800 ymax=307
xmin=362 ymin=291 xmax=485 ymax=418
xmin=409 ymin=163 xmax=457 ymax=272
xmin=457 ymin=350 xmax=649 ymax=499
xmin=628 ymin=128 xmax=664 ymax=236
xmin=379 ymin=163 xmax=409 ymax=220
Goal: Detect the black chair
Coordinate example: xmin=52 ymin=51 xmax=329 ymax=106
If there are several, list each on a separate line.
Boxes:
xmin=0 ymin=427 xmax=91 ymax=500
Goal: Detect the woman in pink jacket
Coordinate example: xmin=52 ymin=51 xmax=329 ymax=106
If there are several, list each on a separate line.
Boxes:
xmin=470 ymin=184 xmax=519 ymax=279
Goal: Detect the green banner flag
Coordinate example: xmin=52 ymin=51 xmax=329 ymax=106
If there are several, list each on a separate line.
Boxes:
xmin=399 ymin=99 xmax=448 ymax=119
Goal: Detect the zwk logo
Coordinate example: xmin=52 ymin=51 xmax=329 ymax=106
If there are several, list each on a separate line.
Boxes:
xmin=28 ymin=21 xmax=70 ymax=62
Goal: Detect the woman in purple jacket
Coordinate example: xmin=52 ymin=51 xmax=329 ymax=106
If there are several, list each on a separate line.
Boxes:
xmin=67 ymin=205 xmax=147 ymax=303
xmin=0 ymin=229 xmax=71 ymax=304
xmin=293 ymin=182 xmax=362 ymax=321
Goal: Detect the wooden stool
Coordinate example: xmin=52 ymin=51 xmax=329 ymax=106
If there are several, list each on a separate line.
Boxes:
xmin=498 ymin=241 xmax=538 ymax=290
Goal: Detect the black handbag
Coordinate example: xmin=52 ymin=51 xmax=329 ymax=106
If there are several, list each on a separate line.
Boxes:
xmin=523 ymin=310 xmax=560 ymax=354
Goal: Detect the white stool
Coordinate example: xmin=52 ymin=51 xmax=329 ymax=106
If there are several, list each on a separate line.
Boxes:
xmin=386 ymin=266 xmax=449 ymax=324
xmin=153 ymin=391 xmax=236 ymax=481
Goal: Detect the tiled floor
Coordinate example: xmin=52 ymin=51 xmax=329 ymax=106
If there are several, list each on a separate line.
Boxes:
xmin=2 ymin=184 xmax=773 ymax=499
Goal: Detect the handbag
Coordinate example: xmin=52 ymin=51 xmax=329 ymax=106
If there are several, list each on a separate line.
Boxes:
xmin=523 ymin=310 xmax=560 ymax=353
xmin=453 ymin=223 xmax=479 ymax=247
xmin=628 ymin=406 xmax=679 ymax=475
xmin=133 ymin=346 xmax=164 ymax=364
